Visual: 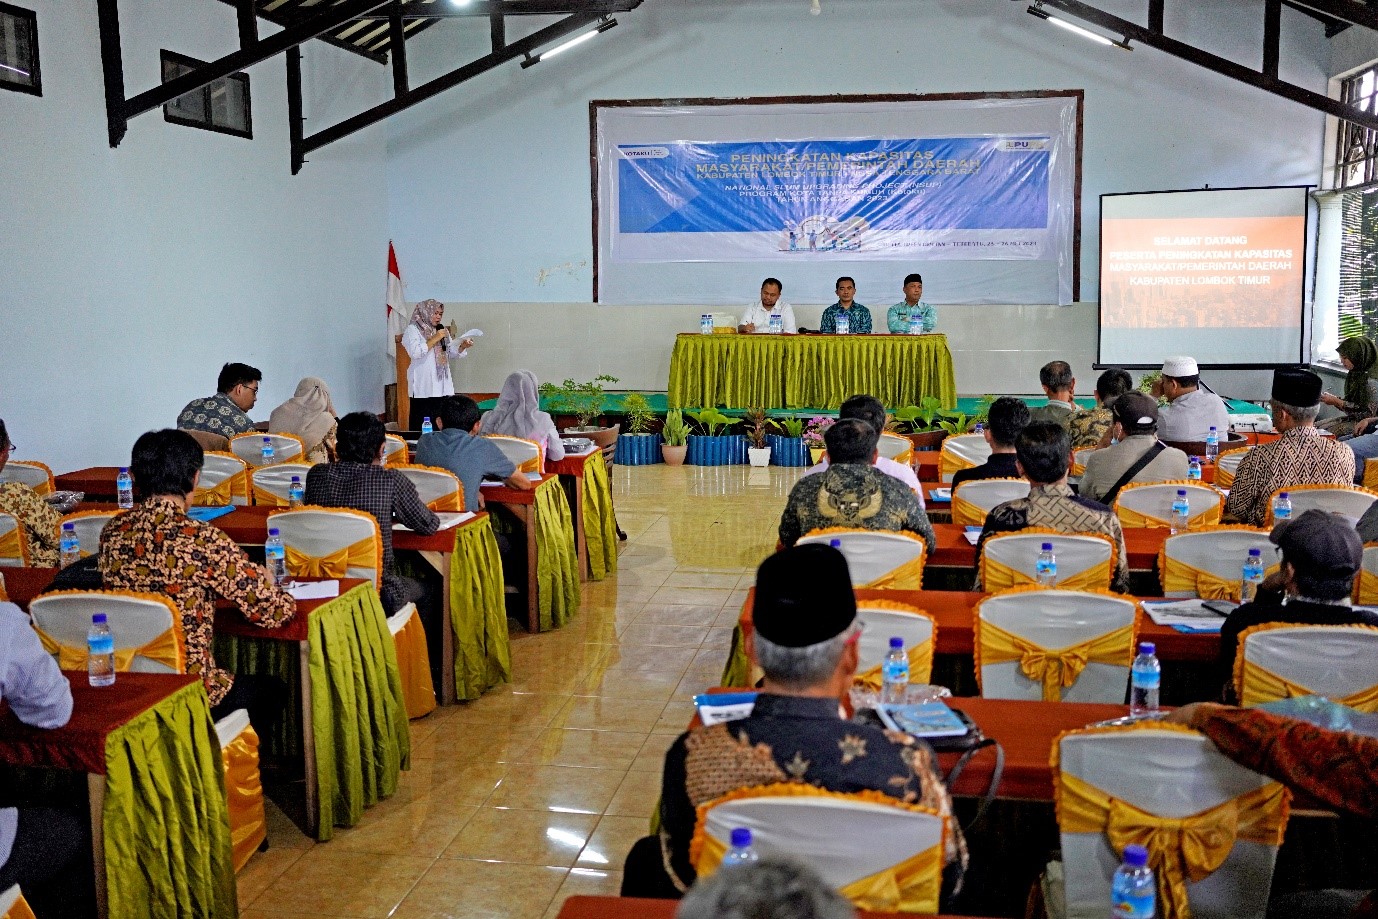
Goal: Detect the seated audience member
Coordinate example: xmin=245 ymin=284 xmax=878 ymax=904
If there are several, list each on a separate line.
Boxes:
xmin=0 ymin=602 xmax=87 ymax=919
xmin=1216 ymin=509 xmax=1378 ymax=696
xmin=100 ymin=429 xmax=294 ymax=730
xmin=1166 ymin=701 xmax=1375 ymax=919
xmin=1067 ymin=368 xmax=1133 ymax=449
xmin=951 ymin=397 xmax=1029 ymax=488
xmin=621 ymin=545 xmax=964 ymax=898
xmin=1027 ymin=361 xmax=1076 ymax=427
xmin=778 ymin=419 xmax=934 ymax=553
xmin=481 ymin=370 xmax=566 ymax=464
xmin=415 ymin=395 xmax=534 ymax=511
xmin=1154 ymin=356 xmax=1231 ymax=443
xmin=1224 ymin=368 xmax=1356 ymax=526
xmin=177 ymin=361 xmax=261 ymax=438
xmin=1319 ymin=335 xmax=1378 ymax=436
xmin=738 ymin=278 xmax=797 ymax=334
xmin=402 ymin=299 xmax=475 ymax=428
xmin=267 ymin=376 xmax=338 ymax=463
xmin=976 ymin=421 xmax=1129 ymax=592
xmin=886 ymin=273 xmax=935 ymax=333
xmin=1077 ymin=393 xmax=1189 ymax=504
xmin=819 ymin=277 xmax=873 ymax=334
xmin=676 ymin=859 xmax=857 ymax=919
xmin=0 ymin=418 xmax=60 ymax=566
xmin=803 ymin=394 xmax=924 ymax=507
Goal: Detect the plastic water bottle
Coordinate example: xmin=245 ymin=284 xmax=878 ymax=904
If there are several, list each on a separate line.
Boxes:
xmin=261 ymin=437 xmax=275 ymax=465
xmin=882 ymin=637 xmax=909 ymax=705
xmin=1204 ymin=426 xmax=1219 ymax=463
xmin=60 ymin=523 xmax=81 ymax=568
xmin=769 ymin=313 xmax=783 ymax=334
xmin=116 ymin=467 xmax=134 ymax=509
xmin=1035 ymin=542 xmax=1057 ymax=586
xmin=1111 ymin=844 xmax=1156 ymax=919
xmin=265 ymin=527 xmax=288 ymax=586
xmin=1130 ymin=642 xmax=1161 ymax=716
xmin=974 ymin=422 xmax=985 ymax=436
xmin=421 ymin=417 xmax=433 ymax=436
xmin=1273 ymin=491 xmax=1292 ymax=521
xmin=836 ymin=312 xmax=850 ymax=335
xmin=908 ymin=313 xmax=922 ymax=335
xmin=88 ymin=613 xmax=116 ymax=687
xmin=722 ymin=827 xmax=760 ymax=869
xmin=701 ymin=313 xmax=713 ymax=335
xmin=1187 ymin=456 xmax=1202 ymax=481
xmin=1170 ymin=489 xmax=1190 ymax=534
xmin=1241 ymin=548 xmax=1265 ymax=602
xmin=288 ymin=476 xmax=304 ymax=508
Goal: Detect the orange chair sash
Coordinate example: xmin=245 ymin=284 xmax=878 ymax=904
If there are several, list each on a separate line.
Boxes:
xmin=976 ymin=618 xmax=1134 ymax=701
xmin=194 ymin=470 xmax=247 ymax=507
xmin=34 ymin=625 xmax=185 ymax=673
xmin=221 ymin=725 xmax=268 ymax=872
xmin=284 ymin=537 xmax=376 ymax=579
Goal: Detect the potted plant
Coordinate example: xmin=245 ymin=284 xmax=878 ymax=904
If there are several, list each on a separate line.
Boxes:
xmin=744 ymin=408 xmax=772 ymax=467
xmin=686 ymin=408 xmax=746 ymax=465
xmin=540 ymin=374 xmax=621 ymax=450
xmin=768 ymin=415 xmax=809 ymax=467
xmin=661 ymin=409 xmax=689 ymax=465
xmin=802 ymin=416 xmax=835 ymax=466
xmin=614 ymin=393 xmax=661 ymax=465
xmin=893 ymin=397 xmax=949 ymax=451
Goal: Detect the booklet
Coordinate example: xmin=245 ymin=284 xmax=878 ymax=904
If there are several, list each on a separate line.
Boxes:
xmin=929 ymin=488 xmax=952 ymax=502
xmin=963 ymin=526 xmax=982 ymax=546
xmin=187 ymin=506 xmax=236 ymax=523
xmin=286 ymin=579 xmax=339 ymax=600
xmin=694 ymin=692 xmax=758 ymax=726
xmin=1141 ymin=599 xmax=1232 ymax=632
xmin=875 ymin=701 xmax=971 ymax=737
xmin=393 ymin=511 xmax=475 ymax=532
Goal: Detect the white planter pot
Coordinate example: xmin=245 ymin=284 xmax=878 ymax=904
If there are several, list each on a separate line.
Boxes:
xmin=747 ymin=447 xmax=772 ymax=467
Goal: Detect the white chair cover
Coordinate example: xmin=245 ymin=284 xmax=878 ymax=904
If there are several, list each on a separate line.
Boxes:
xmin=1239 ymin=625 xmax=1378 ymax=704
xmin=387 ymin=602 xmax=417 ymax=637
xmin=0 ymin=514 xmax=26 ymax=567
xmin=855 ymin=605 xmax=935 ymax=677
xmin=1360 ymin=546 xmax=1378 ymax=604
xmin=214 ymin=708 xmax=252 ymax=750
xmin=29 ymin=591 xmax=179 ymax=673
xmin=981 ymin=533 xmax=1114 ymax=588
xmin=1057 ymin=729 xmax=1282 ymax=919
xmin=1114 ymin=482 xmax=1223 ymax=528
xmin=795 ymin=530 xmax=925 ymax=587
xmin=877 ymin=433 xmax=911 ymax=461
xmin=1272 ymin=486 xmax=1378 ymax=524
xmin=1215 ymin=448 xmax=1250 ymax=484
xmin=1161 ymin=530 xmax=1278 ymax=598
xmin=484 ymin=435 xmax=542 ymax=472
xmin=60 ymin=512 xmax=116 ymax=558
xmin=250 ymin=463 xmax=314 ymax=505
xmin=0 ymin=461 xmax=53 ymax=494
xmin=976 ymin=589 xmax=1137 ymax=702
xmin=395 ymin=465 xmax=463 ymax=511
xmin=231 ymin=433 xmax=305 ymax=467
xmin=197 ymin=453 xmax=251 ymax=506
xmin=0 ymin=884 xmax=24 ymax=916
xmin=939 ymin=434 xmax=991 ymax=482
xmin=382 ymin=434 xmax=408 ymax=466
xmin=270 ymin=509 xmax=381 ymax=587
xmin=952 ymin=479 xmax=1030 ymax=522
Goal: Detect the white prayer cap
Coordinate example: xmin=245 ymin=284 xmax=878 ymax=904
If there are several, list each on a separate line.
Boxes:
xmin=1162 ymin=356 xmax=1198 ymax=377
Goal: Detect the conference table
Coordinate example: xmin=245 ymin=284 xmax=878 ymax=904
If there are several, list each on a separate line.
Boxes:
xmin=547 ymin=447 xmax=619 ymax=582
xmin=556 ymin=896 xmax=984 ymax=919
xmin=480 ymin=473 xmax=581 ymax=633
xmin=667 ymin=332 xmax=957 ymax=411
xmin=928 ymin=522 xmax=1167 ymax=572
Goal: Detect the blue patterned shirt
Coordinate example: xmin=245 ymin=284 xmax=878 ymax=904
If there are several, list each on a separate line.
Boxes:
xmin=887 ymin=301 xmax=936 ymax=333
xmin=819 ymin=302 xmax=872 ymax=334
xmin=176 ymin=392 xmax=255 ymax=438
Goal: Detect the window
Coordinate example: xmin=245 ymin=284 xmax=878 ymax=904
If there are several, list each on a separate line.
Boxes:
xmin=160 ymin=50 xmax=251 ymax=139
xmin=0 ymin=2 xmax=40 ymax=97
xmin=1335 ymin=65 xmax=1378 ymax=189
xmin=1336 ymin=186 xmax=1378 ymax=341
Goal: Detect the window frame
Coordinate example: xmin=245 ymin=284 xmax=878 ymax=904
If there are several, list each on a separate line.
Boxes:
xmin=1334 ymin=65 xmax=1378 ymax=190
xmin=0 ymin=1 xmax=41 ymax=98
xmin=159 ymin=49 xmax=252 ymax=140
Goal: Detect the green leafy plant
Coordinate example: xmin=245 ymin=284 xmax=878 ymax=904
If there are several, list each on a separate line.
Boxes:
xmin=774 ymin=415 xmax=806 ymax=438
xmin=969 ymin=394 xmax=997 ymax=427
xmin=893 ymin=396 xmax=946 ymax=433
xmin=661 ymin=409 xmax=690 ymax=446
xmin=743 ymin=408 xmax=770 ymax=449
xmin=619 ymin=393 xmax=655 ymax=435
xmin=936 ymin=410 xmax=969 ymax=436
xmin=686 ymin=407 xmax=736 ymax=437
xmin=539 ymin=374 xmax=620 ymax=429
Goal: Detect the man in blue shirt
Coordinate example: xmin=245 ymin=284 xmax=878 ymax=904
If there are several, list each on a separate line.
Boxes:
xmin=818 ymin=277 xmax=872 ymax=334
xmin=416 ymin=396 xmax=533 ymax=511
xmin=887 ymin=273 xmax=936 ymax=333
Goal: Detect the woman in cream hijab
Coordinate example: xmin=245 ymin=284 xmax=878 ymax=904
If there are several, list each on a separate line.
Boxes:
xmin=269 ymin=377 xmax=338 ymax=463
xmin=483 ymin=370 xmax=565 ymax=463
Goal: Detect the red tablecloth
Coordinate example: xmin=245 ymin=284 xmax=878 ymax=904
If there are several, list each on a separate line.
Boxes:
xmin=2 ymin=566 xmax=58 ymax=609
xmin=214 ymin=576 xmax=370 ymax=643
xmin=928 ymin=523 xmax=1165 ymax=571
xmin=556 ymin=896 xmax=980 ymax=919
xmin=546 ymin=450 xmax=596 ymax=477
xmin=55 ymin=466 xmax=121 ymax=500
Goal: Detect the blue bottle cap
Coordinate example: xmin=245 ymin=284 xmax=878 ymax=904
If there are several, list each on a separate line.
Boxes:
xmin=1138 ymin=642 xmax=1156 ymax=654
xmin=829 ymin=538 xmax=841 ymax=548
xmin=119 ymin=467 xmax=129 ymax=474
xmin=1177 ymin=489 xmax=1186 ymax=496
xmin=1041 ymin=542 xmax=1053 ymax=551
xmin=889 ymin=636 xmax=904 ymax=649
xmin=92 ymin=613 xmax=108 ymax=624
xmin=263 ymin=436 xmax=271 ymax=442
xmin=291 ymin=476 xmax=301 ymax=483
xmin=63 ymin=522 xmax=75 ymax=531
xmin=269 ymin=527 xmax=280 ymax=536
xmin=1122 ymin=844 xmax=1149 ymax=867
xmin=1248 ymin=548 xmax=1261 ymax=556
xmin=730 ymin=827 xmax=752 ymax=848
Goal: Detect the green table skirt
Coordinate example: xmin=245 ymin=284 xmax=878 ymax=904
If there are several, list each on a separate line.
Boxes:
xmin=215 ymin=583 xmax=409 ymax=840
xmin=667 ymin=333 xmax=957 ymax=411
xmin=449 ymin=515 xmax=511 ymax=701
xmin=533 ymin=477 xmax=581 ymax=631
xmin=104 ymin=679 xmax=238 ymax=918
xmin=582 ymin=451 xmax=618 ymax=581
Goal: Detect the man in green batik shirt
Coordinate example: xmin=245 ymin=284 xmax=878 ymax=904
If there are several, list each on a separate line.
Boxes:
xmin=819 ymin=277 xmax=873 ymax=334
xmin=887 ymin=273 xmax=936 ymax=333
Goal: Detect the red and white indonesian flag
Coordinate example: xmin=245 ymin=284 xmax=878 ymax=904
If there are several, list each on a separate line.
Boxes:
xmin=386 ymin=241 xmax=407 ymax=359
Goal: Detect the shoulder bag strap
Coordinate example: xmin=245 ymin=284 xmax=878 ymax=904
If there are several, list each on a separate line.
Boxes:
xmin=1100 ymin=441 xmax=1166 ymax=507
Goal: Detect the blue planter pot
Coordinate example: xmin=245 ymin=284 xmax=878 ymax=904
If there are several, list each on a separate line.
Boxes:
xmin=615 ymin=433 xmax=662 ymax=465
xmin=687 ymin=434 xmax=748 ymax=465
xmin=767 ymin=434 xmax=808 ymax=467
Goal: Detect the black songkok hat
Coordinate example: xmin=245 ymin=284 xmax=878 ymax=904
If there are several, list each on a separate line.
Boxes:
xmin=1271 ymin=367 xmax=1323 ymax=408
xmin=754 ymin=544 xmax=857 ymax=648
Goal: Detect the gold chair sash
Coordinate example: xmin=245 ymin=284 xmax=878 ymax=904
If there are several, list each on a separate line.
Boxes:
xmin=880 ymin=435 xmax=914 ymax=466
xmin=221 ymin=724 xmax=268 ymax=873
xmin=1058 ymin=770 xmax=1288 ymax=919
xmin=284 ymin=537 xmax=377 ymax=579
xmin=982 ymin=554 xmax=1112 ymax=592
xmin=976 ymin=619 xmax=1134 ymax=701
xmin=951 ymin=493 xmax=988 ymax=528
xmin=394 ymin=610 xmax=437 ymax=720
xmin=862 ymin=553 xmax=927 ymax=591
xmin=1 ymin=892 xmax=36 ymax=919
xmin=1357 ymin=568 xmax=1378 ymax=606
xmin=1160 ymin=556 xmax=1279 ymax=602
xmin=855 ymin=641 xmax=936 ymax=690
xmin=251 ymin=485 xmax=290 ymax=508
xmin=427 ymin=492 xmax=462 ymax=512
xmin=35 ymin=625 xmax=185 ymax=673
xmin=1235 ymin=657 xmax=1378 ymax=712
xmin=1365 ymin=459 xmax=1378 ymax=491
xmin=1117 ymin=504 xmax=1221 ymax=530
xmin=0 ymin=526 xmax=25 ymax=564
xmin=194 ymin=470 xmax=247 ymax=506
xmin=939 ymin=447 xmax=977 ymax=480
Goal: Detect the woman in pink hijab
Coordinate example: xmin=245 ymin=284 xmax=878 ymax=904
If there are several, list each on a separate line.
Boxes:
xmin=482 ymin=370 xmax=565 ymax=465
xmin=401 ymin=299 xmax=473 ymax=429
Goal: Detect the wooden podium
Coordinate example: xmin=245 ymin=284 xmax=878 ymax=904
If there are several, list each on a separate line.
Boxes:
xmin=394 ymin=335 xmax=411 ymax=430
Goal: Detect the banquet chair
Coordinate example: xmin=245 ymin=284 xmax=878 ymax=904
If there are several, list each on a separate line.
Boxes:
xmin=692 ymin=783 xmax=948 ymax=914
xmin=0 ymin=885 xmax=34 ymax=919
xmin=230 ymin=432 xmax=305 ymax=467
xmin=59 ymin=509 xmax=117 ymax=558
xmin=193 ymin=452 xmax=250 ymax=507
xmin=877 ymin=432 xmax=914 ymax=465
xmin=0 ymin=513 xmax=30 ymax=567
xmin=0 ymin=460 xmax=54 ymax=496
xmin=483 ymin=434 xmax=543 ymax=474
xmin=1069 ymin=448 xmax=1097 ymax=479
xmin=1235 ymin=623 xmax=1378 ymax=712
xmin=938 ymin=433 xmax=991 ymax=482
xmin=979 ymin=531 xmax=1116 ymax=592
xmin=1113 ymin=481 xmax=1223 ymax=530
xmin=382 ymin=434 xmax=408 ymax=467
xmin=1159 ymin=527 xmax=1277 ymax=600
xmin=214 ymin=707 xmax=268 ymax=872
xmin=29 ymin=590 xmax=186 ymax=674
xmin=853 ymin=602 xmax=937 ymax=688
xmin=1357 ymin=544 xmax=1378 ymax=605
xmin=395 ymin=464 xmax=464 ymax=512
xmin=268 ymin=508 xmax=382 ymax=588
xmin=1213 ymin=447 xmax=1250 ymax=489
xmin=1264 ymin=483 xmax=1378 ymax=526
xmin=388 ymin=602 xmax=436 ymax=720
xmin=250 ymin=463 xmax=314 ymax=507
xmin=974 ymin=587 xmax=1138 ymax=702
xmin=1050 ymin=725 xmax=1288 ymax=919
xmin=951 ymin=478 xmax=1029 ymax=527
xmin=797 ymin=528 xmax=926 ymax=590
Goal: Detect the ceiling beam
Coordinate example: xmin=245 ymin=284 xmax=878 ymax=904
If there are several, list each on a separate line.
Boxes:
xmin=353 ymin=0 xmax=640 ymax=19
xmin=209 ymin=0 xmax=388 ymax=63
xmin=1281 ymin=0 xmax=1378 ymax=31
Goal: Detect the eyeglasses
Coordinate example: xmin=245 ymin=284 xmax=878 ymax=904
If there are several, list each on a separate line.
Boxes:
xmin=241 ymin=384 xmax=259 ymax=394
xmin=1 ymin=442 xmax=13 ymax=454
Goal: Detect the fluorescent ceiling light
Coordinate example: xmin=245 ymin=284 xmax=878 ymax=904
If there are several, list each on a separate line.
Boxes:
xmin=1027 ymin=5 xmax=1131 ymax=50
xmin=521 ymin=18 xmax=617 ymax=67
xmin=0 ymin=63 xmax=29 ymax=77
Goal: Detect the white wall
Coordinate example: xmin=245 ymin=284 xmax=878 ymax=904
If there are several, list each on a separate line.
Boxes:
xmin=0 ymin=0 xmax=389 ymax=471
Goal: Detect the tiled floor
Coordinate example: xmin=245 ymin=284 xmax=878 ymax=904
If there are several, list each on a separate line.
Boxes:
xmin=237 ymin=464 xmax=802 ymax=919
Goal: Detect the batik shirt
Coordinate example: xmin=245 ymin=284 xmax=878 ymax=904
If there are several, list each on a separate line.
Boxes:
xmin=976 ymin=482 xmax=1129 ymax=592
xmin=778 ymin=462 xmax=934 ymax=553
xmin=0 ymin=481 xmax=59 ymax=567
xmin=819 ymin=303 xmax=873 ymax=334
xmin=1066 ymin=405 xmax=1113 ymax=449
xmin=1223 ymin=427 xmax=1356 ymax=526
xmin=886 ymin=301 xmax=936 ymax=333
xmin=99 ymin=497 xmax=295 ymax=705
xmin=659 ymin=694 xmax=966 ymax=891
xmin=176 ymin=392 xmax=255 ymax=438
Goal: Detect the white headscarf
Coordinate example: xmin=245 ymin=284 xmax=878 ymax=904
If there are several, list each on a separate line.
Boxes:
xmin=483 ymin=370 xmax=546 ymax=440
xmin=410 ymin=300 xmax=450 ymax=381
xmin=268 ymin=377 xmax=336 ymax=453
